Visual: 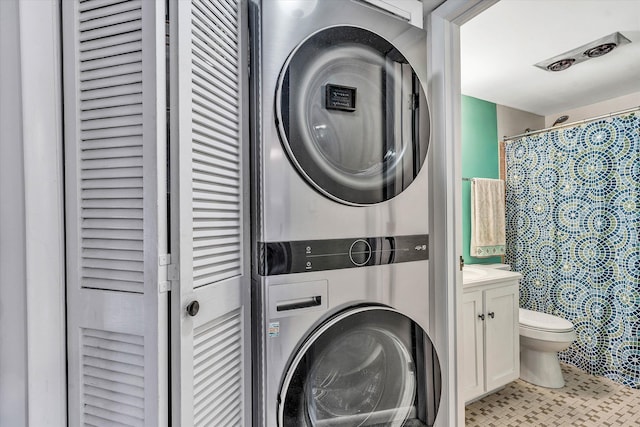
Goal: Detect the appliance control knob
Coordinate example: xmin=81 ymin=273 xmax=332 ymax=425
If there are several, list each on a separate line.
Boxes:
xmin=349 ymin=239 xmax=372 ymax=266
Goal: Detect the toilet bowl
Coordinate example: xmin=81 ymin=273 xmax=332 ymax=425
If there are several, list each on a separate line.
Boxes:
xmin=519 ymin=308 xmax=576 ymax=388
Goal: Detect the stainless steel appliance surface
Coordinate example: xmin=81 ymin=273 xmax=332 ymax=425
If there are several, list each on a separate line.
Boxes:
xmin=250 ymin=0 xmax=443 ymax=425
xmin=251 ymin=0 xmax=431 ymax=244
xmin=257 ymin=262 xmax=441 ymax=427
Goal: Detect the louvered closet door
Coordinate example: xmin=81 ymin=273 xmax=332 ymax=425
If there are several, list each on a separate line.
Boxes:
xmin=170 ymin=0 xmax=251 ymax=426
xmin=63 ymin=1 xmax=168 ymax=426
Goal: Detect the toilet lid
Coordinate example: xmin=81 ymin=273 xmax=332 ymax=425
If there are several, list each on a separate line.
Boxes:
xmin=520 ymin=308 xmax=574 ymax=332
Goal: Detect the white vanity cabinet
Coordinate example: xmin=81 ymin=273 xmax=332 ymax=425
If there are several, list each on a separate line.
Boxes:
xmin=462 ymin=267 xmax=521 ymax=403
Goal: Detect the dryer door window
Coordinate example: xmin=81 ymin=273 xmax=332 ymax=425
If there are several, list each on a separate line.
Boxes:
xmin=276 ymin=26 xmax=430 ymax=205
xmin=279 ymin=307 xmax=441 ymax=426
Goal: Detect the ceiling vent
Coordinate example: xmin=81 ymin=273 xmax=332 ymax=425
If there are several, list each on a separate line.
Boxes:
xmin=535 ymin=32 xmax=631 ymax=72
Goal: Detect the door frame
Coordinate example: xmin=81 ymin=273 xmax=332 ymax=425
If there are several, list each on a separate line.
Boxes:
xmin=0 ymin=0 xmax=66 ymax=425
xmin=427 ymin=0 xmax=499 ymax=425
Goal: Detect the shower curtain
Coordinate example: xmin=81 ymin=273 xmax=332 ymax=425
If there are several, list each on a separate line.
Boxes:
xmin=504 ymin=111 xmax=639 ymax=388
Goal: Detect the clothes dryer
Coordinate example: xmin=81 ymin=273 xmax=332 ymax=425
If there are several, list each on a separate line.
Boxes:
xmin=249 ymin=1 xmax=444 ymax=425
xmin=250 ymin=0 xmax=431 ymax=245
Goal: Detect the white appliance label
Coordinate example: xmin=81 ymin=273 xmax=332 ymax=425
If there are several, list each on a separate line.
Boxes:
xmin=268 ymin=322 xmax=280 ymax=338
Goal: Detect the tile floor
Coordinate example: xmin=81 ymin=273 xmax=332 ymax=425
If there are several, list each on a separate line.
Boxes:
xmin=465 ymin=363 xmax=640 ymax=426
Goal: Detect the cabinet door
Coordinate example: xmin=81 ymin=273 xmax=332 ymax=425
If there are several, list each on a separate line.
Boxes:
xmin=63 ymin=1 xmax=169 ymax=425
xmin=484 ymin=284 xmax=519 ymax=391
xmin=462 ymin=291 xmax=485 ymax=402
xmin=170 ymin=1 xmax=251 ymax=425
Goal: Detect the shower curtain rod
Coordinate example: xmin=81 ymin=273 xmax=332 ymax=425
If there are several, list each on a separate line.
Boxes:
xmin=502 ymin=105 xmax=640 ymax=142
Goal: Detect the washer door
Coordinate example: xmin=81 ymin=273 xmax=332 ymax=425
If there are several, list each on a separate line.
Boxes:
xmin=279 ymin=307 xmax=441 ymax=426
xmin=276 ymin=26 xmax=430 ymax=205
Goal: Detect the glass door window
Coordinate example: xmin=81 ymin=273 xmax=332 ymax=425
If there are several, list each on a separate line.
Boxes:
xmin=276 ymin=26 xmax=430 ymax=205
xmin=279 ymin=307 xmax=441 ymax=426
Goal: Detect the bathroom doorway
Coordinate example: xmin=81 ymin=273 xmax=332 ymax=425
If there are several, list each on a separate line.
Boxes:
xmin=459 ymin=0 xmax=640 ymax=424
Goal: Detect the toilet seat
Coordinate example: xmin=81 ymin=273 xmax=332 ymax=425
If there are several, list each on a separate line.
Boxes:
xmin=519 ymin=308 xmax=573 ymax=333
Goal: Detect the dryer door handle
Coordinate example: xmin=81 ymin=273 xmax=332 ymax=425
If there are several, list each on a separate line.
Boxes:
xmin=276 ymin=296 xmax=322 ymax=312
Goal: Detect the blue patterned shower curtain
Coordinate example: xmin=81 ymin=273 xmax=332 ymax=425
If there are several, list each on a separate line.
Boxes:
xmin=505 ymin=112 xmax=639 ymax=388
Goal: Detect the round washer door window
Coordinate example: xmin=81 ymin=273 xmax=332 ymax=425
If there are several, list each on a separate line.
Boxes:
xmin=279 ymin=307 xmax=441 ymax=426
xmin=276 ymin=26 xmax=430 ymax=205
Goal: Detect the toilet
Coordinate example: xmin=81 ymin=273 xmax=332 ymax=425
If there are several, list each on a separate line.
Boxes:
xmin=475 ymin=264 xmax=576 ymax=388
xmin=519 ymin=308 xmax=576 ymax=388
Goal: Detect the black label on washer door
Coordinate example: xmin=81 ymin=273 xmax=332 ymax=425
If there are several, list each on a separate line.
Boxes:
xmin=325 ymin=84 xmax=356 ymax=112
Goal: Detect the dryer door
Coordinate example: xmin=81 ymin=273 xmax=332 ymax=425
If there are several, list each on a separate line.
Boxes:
xmin=276 ymin=26 xmax=430 ymax=205
xmin=279 ymin=307 xmax=441 ymax=426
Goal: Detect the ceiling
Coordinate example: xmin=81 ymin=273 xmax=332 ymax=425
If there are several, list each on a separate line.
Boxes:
xmin=460 ymin=0 xmax=640 ymax=116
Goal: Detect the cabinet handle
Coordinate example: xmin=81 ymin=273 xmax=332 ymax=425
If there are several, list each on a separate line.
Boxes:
xmin=478 ymin=313 xmax=485 ymax=321
xmin=488 ymin=311 xmax=495 ymax=319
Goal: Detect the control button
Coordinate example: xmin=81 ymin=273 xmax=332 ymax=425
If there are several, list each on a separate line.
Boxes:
xmin=349 ymin=239 xmax=372 ymax=266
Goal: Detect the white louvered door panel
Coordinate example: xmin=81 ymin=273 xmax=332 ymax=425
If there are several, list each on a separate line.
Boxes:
xmin=63 ymin=1 xmax=168 ymax=426
xmin=170 ymin=0 xmax=251 ymax=425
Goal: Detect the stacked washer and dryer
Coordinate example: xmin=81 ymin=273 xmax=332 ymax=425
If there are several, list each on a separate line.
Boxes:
xmin=249 ymin=1 xmax=444 ymax=425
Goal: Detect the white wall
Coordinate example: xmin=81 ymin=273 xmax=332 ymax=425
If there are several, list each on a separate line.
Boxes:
xmin=0 ymin=1 xmax=66 ymax=426
xmin=0 ymin=0 xmax=28 ymax=424
xmin=496 ymin=90 xmax=638 ymax=140
xmin=545 ymin=91 xmax=640 ymax=127
xmin=497 ymin=104 xmax=545 ymax=141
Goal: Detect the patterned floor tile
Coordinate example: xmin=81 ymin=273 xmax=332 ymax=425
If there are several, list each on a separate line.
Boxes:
xmin=466 ymin=364 xmax=640 ymax=426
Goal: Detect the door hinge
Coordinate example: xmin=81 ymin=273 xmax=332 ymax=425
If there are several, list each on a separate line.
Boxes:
xmin=168 ymin=263 xmax=179 ymax=282
xmin=159 ymin=254 xmax=171 ymax=266
xmin=460 ymin=256 xmax=465 ymax=271
xmin=159 ymin=254 xmax=172 ymax=293
xmin=159 ymin=281 xmax=171 ymax=293
xmin=160 ymin=265 xmax=179 ymax=294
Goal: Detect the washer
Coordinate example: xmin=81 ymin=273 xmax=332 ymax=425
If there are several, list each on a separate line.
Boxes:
xmin=257 ymin=265 xmax=442 ymax=427
xmin=249 ymin=1 xmax=443 ymax=425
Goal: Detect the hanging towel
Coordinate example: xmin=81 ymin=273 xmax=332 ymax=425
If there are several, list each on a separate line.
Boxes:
xmin=470 ymin=178 xmax=506 ymax=257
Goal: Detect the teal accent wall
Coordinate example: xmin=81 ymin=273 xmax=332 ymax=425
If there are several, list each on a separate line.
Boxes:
xmin=461 ymin=95 xmax=502 ymax=265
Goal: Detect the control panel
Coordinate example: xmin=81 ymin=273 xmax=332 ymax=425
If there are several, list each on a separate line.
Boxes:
xmin=258 ymin=234 xmax=428 ymax=276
